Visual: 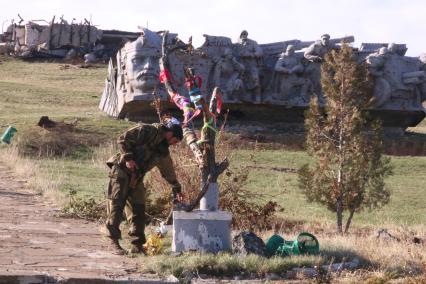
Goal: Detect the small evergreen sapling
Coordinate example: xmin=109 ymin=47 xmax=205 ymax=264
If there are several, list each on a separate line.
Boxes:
xmin=298 ymin=44 xmax=392 ymax=233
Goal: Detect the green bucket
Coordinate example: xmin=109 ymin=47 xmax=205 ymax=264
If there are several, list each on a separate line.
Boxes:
xmin=276 ymin=232 xmax=319 ymax=256
xmin=1 ymin=126 xmax=17 ymax=144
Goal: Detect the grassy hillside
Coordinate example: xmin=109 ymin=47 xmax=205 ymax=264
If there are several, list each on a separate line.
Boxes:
xmin=1 ymin=56 xmax=426 ymax=281
xmin=0 ymin=57 xmax=425 ymax=229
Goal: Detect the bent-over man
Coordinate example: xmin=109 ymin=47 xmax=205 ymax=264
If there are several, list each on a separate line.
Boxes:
xmin=105 ymin=122 xmax=183 ymax=254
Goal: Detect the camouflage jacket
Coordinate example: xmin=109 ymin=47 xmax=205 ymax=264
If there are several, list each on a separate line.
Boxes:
xmin=108 ymin=123 xmax=181 ymax=192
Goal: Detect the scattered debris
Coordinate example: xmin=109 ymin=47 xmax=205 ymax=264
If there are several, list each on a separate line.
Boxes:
xmin=1 ymin=126 xmax=17 ymax=144
xmin=58 ymin=63 xmax=101 ymax=70
xmin=166 ymin=275 xmax=179 ymax=283
xmin=232 ymin=231 xmax=266 ymax=256
xmin=0 ymin=15 xmax=140 ymax=60
xmin=248 ymin=165 xmax=298 ymax=173
xmin=376 ymin=229 xmax=401 ymax=242
xmin=290 ymin=258 xmax=360 ymax=280
xmin=413 ymin=236 xmax=423 ymax=245
xmin=265 ymin=272 xmax=281 ymax=281
xmin=37 ymin=116 xmax=77 ymax=131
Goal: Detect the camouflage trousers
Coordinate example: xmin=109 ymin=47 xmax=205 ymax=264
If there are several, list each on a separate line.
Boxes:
xmin=105 ymin=164 xmax=146 ymax=245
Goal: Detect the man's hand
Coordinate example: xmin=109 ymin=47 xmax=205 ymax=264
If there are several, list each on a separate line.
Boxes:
xmin=126 ymin=160 xmax=138 ymax=171
xmin=195 ymin=154 xmax=204 ymax=168
xmin=172 ymin=191 xmax=184 ymax=204
xmin=175 ymin=192 xmax=184 ymax=203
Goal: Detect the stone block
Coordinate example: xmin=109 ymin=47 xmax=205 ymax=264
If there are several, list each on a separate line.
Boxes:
xmin=172 ymin=210 xmax=232 ymax=253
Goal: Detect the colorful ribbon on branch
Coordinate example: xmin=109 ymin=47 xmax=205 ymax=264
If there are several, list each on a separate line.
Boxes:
xmin=169 ymin=92 xmax=201 ymax=124
xmin=159 ymin=70 xmax=171 ymax=83
xmin=202 ymin=118 xmax=217 ymax=133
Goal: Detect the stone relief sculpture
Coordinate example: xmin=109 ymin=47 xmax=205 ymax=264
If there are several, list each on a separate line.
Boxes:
xmin=99 ymin=28 xmax=425 ymax=129
xmin=235 ymin=30 xmax=263 ymax=102
xmin=304 ymin=34 xmax=338 ymax=102
xmin=366 ymin=47 xmax=392 ymax=107
xmin=213 ymin=48 xmax=245 ymax=102
xmin=271 ymin=45 xmax=312 ymax=104
xmin=304 ymin=34 xmax=336 ymax=63
xmin=121 ymin=28 xmax=162 ymax=98
xmin=364 ymin=43 xmax=425 ymax=110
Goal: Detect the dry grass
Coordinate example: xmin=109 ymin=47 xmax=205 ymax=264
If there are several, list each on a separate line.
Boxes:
xmin=0 ymin=145 xmax=67 ymax=205
xmin=265 ymin=222 xmax=426 ymax=277
xmin=140 ymin=223 xmax=425 ymax=281
xmin=15 ymin=125 xmax=106 ymax=158
xmin=141 ymin=222 xmax=426 ymax=281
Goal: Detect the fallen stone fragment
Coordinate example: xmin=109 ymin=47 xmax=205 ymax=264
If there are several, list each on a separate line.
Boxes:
xmin=376 ymin=229 xmax=400 ymax=242
xmin=232 ymin=231 xmax=266 ymax=256
xmin=265 ymin=272 xmax=281 ymax=280
xmin=166 ymin=274 xmax=179 ymax=283
xmin=293 ymin=267 xmax=318 ymax=278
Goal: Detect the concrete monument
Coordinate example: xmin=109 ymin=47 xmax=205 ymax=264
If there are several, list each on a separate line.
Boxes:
xmin=122 ymin=29 xmax=161 ymax=98
xmin=213 ymin=48 xmax=245 ymax=102
xmin=271 ymin=45 xmax=312 ymax=104
xmin=99 ymin=28 xmax=425 ymax=130
xmin=235 ymin=30 xmax=263 ymax=102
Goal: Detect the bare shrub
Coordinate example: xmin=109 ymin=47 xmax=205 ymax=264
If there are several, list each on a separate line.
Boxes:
xmin=144 ymin=133 xmax=282 ymax=230
xmin=60 ymin=186 xmax=106 ymax=221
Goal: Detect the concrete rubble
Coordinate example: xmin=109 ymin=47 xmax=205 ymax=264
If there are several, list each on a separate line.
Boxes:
xmin=0 ymin=15 xmax=140 ymax=62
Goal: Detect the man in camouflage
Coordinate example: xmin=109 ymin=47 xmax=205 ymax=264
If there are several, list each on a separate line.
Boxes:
xmin=105 ymin=122 xmax=184 ymax=254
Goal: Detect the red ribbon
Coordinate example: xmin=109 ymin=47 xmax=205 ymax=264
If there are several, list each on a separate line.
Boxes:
xmin=184 ymin=75 xmax=202 ymax=90
xmin=159 ymin=70 xmax=171 ymax=83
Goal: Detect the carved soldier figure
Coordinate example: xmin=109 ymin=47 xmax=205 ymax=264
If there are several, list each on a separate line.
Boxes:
xmin=273 ymin=45 xmax=312 ymax=104
xmin=304 ymin=34 xmax=336 ymax=63
xmin=213 ymin=48 xmax=245 ymax=102
xmin=387 ymin=43 xmax=398 ymax=55
xmin=304 ymin=34 xmax=336 ymax=102
xmin=236 ymin=30 xmax=263 ymax=102
xmin=366 ymin=47 xmax=392 ymax=107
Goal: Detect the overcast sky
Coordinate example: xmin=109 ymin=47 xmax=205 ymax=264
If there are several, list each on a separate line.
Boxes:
xmin=1 ymin=0 xmax=425 ymax=56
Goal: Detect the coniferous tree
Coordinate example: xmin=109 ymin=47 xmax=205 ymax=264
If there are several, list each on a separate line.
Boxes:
xmin=298 ymin=44 xmax=392 ymax=233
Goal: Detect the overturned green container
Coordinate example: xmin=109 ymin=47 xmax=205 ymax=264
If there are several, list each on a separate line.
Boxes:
xmin=1 ymin=126 xmax=17 ymax=144
xmin=266 ymin=232 xmax=319 ymax=256
xmin=265 ymin=234 xmax=285 ymax=256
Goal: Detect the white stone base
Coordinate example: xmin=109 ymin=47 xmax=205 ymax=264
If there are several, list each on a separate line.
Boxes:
xmin=172 ymin=210 xmax=232 ymax=253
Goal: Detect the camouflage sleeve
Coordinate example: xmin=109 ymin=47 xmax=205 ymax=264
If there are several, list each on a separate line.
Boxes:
xmin=117 ymin=125 xmax=151 ymax=162
xmin=157 ymin=154 xmax=181 ymax=194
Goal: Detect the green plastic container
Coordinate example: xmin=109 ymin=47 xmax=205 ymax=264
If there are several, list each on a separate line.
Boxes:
xmin=265 ymin=234 xmax=284 ymax=256
xmin=1 ymin=126 xmax=17 ymax=144
xmin=277 ymin=232 xmax=320 ymax=256
xmin=266 ymin=232 xmax=320 ymax=257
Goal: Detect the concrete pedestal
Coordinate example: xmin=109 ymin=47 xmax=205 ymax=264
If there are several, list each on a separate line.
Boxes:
xmin=200 ymin=183 xmax=219 ymax=211
xmin=172 ymin=210 xmax=232 ymax=253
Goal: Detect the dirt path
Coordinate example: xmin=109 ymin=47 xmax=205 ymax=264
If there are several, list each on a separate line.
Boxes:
xmin=0 ymin=162 xmax=163 ymax=283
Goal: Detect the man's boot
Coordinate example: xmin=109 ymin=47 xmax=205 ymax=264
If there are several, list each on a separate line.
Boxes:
xmin=128 ymin=239 xmax=147 ymax=255
xmin=108 ymin=238 xmax=126 ymax=255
